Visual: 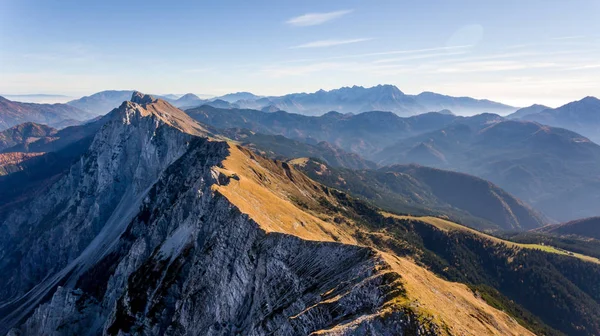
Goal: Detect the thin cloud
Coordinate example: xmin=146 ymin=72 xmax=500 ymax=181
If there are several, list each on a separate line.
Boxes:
xmin=563 ymin=64 xmax=600 ymax=71
xmin=372 ymin=51 xmax=469 ymax=64
xmin=434 ymin=60 xmax=560 ymax=74
xmin=290 ymin=38 xmax=372 ymax=49
xmin=552 ymin=35 xmax=585 ymax=40
xmin=286 ymin=10 xmax=353 ymax=26
xmin=183 ymin=67 xmax=213 ymax=74
xmin=282 ymin=45 xmax=472 ymax=62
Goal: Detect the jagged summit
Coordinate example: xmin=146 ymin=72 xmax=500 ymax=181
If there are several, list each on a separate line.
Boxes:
xmin=130 ymin=91 xmax=156 ymax=105
xmin=105 ymin=91 xmax=213 ymax=137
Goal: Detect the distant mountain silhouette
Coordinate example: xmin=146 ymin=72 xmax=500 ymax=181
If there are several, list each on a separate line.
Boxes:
xmin=185 ymin=105 xmax=460 ymax=157
xmin=506 ymin=104 xmax=550 ymax=119
xmin=233 ymin=85 xmax=516 ymax=116
xmin=0 ymin=96 xmax=94 ymax=131
xmin=215 ymin=91 xmax=261 ymax=102
xmin=522 ymin=96 xmax=600 ymax=143
xmin=171 ymin=93 xmax=207 ymax=108
xmin=537 ymin=217 xmax=600 ymax=240
xmin=375 ymin=119 xmax=600 ymax=221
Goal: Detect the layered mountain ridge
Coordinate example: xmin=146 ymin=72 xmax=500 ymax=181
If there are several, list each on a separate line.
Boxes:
xmin=234 ymin=85 xmax=516 ymax=116
xmin=66 ymin=85 xmax=517 ymax=119
xmin=2 ymin=93 xmax=599 ymax=336
xmin=0 ymin=96 xmax=95 ymax=131
xmin=374 ymin=119 xmax=600 ymax=221
xmin=521 ymin=96 xmax=600 ymax=143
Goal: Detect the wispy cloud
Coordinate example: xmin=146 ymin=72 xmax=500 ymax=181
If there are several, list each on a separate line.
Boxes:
xmin=183 ymin=67 xmax=213 ymax=74
xmin=290 ymin=38 xmax=372 ymax=49
xmin=434 ymin=60 xmax=560 ymax=73
xmin=282 ymin=45 xmax=471 ymax=62
xmin=563 ymin=64 xmax=600 ymax=71
xmin=552 ymin=35 xmax=585 ymax=40
xmin=372 ymin=51 xmax=469 ymax=64
xmin=286 ymin=10 xmax=353 ymax=26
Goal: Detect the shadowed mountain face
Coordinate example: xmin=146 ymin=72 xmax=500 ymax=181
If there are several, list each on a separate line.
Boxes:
xmin=522 ymin=96 xmax=600 ymax=143
xmin=374 ymin=119 xmax=600 ymax=221
xmin=0 ymin=96 xmax=95 ymax=131
xmin=0 ymin=122 xmax=57 ymax=152
xmin=2 ymin=92 xmax=600 ymax=336
xmin=294 ymin=158 xmax=546 ymax=231
xmin=537 ymin=217 xmax=600 ymax=240
xmin=221 ymin=128 xmax=377 ymax=170
xmin=231 ymin=85 xmax=516 ymax=116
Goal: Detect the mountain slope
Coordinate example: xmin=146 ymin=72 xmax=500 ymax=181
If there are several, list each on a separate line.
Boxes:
xmin=0 ymin=122 xmax=57 ymax=152
xmin=537 ymin=217 xmax=600 ymax=240
xmin=2 ymin=92 xmax=599 ymax=336
xmin=0 ymin=96 xmax=94 ymax=131
xmin=0 ymin=152 xmax=45 ymax=176
xmin=523 ymin=96 xmax=600 ymax=143
xmin=375 ymin=119 xmax=600 ymax=222
xmin=222 ymin=128 xmax=377 ymax=169
xmin=506 ymin=104 xmax=550 ymax=119
xmin=294 ymin=159 xmax=545 ymax=231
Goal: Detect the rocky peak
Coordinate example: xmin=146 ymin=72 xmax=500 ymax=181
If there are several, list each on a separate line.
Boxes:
xmin=130 ymin=91 xmax=156 ymax=105
xmin=104 ymin=91 xmax=212 ymax=137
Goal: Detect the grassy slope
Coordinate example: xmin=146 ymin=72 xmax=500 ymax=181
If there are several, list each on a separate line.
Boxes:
xmin=382 ymin=213 xmax=600 ymax=264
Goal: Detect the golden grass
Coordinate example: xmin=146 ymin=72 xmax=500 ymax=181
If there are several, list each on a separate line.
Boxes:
xmin=382 ymin=213 xmax=600 ymax=264
xmin=213 ymin=143 xmax=356 ymax=243
xmin=382 ymin=253 xmax=535 ymax=336
xmin=286 ymin=157 xmax=310 ymax=167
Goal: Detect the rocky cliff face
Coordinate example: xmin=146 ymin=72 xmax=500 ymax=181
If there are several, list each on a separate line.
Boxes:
xmin=0 ymin=93 xmax=531 ymax=336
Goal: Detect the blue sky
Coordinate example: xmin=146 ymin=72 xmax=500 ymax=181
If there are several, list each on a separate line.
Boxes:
xmin=1 ymin=0 xmax=599 ymax=106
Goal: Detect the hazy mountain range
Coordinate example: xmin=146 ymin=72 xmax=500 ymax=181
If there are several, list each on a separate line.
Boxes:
xmin=188 ymin=102 xmax=600 ymax=222
xmin=518 ymin=96 xmax=600 ymax=143
xmin=62 ymin=85 xmax=517 ymax=118
xmin=0 ymin=96 xmax=95 ymax=131
xmin=234 ymin=85 xmax=517 ymax=116
xmin=373 ymin=118 xmax=600 ymax=221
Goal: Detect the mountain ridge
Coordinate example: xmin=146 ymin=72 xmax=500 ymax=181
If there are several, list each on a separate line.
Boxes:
xmin=0 ymin=96 xmax=94 ymax=131
xmin=522 ymin=96 xmax=600 ymax=143
xmin=536 ymin=217 xmax=600 ymax=240
xmin=233 ymin=84 xmax=516 ymax=116
xmin=374 ymin=118 xmax=600 ymax=221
